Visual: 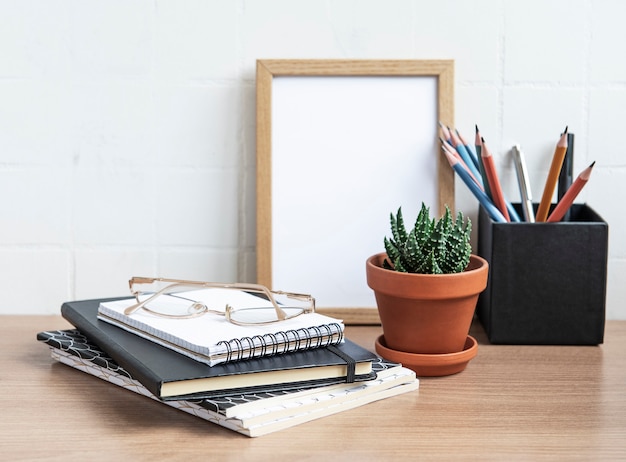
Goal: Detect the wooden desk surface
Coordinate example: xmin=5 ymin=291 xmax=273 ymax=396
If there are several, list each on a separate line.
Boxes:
xmin=2 ymin=316 xmax=625 ymax=461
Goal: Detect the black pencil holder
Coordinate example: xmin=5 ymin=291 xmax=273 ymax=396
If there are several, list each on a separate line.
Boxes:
xmin=477 ymin=203 xmax=608 ymax=345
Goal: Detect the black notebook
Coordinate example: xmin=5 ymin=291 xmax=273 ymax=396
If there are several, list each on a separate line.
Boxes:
xmin=59 ymin=298 xmax=377 ymax=400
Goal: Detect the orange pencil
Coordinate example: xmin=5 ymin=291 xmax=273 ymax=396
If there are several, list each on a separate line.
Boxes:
xmin=536 ymin=127 xmax=569 ymax=222
xmin=547 ymin=161 xmax=595 ymax=222
xmin=481 ymin=138 xmax=510 ymax=222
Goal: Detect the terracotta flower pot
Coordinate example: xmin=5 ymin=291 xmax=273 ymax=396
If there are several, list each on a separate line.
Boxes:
xmin=366 ymin=252 xmax=489 ymax=355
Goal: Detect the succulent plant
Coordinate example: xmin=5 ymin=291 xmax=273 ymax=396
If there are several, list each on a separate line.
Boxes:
xmin=383 ymin=203 xmax=472 ymax=274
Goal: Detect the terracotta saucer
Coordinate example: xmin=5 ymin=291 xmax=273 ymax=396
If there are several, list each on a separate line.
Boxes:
xmin=375 ymin=334 xmax=478 ymax=377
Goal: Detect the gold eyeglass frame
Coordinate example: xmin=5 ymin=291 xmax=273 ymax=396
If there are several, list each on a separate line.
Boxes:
xmin=124 ymin=277 xmax=316 ymax=326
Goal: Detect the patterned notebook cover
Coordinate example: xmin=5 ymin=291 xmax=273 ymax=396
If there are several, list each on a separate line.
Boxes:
xmin=38 ymin=329 xmax=418 ymax=437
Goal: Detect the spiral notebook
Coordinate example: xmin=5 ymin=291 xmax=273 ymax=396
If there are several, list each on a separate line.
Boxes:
xmin=97 ymin=290 xmax=344 ymax=366
xmin=61 ymin=299 xmax=373 ymax=400
xmin=38 ymin=329 xmax=418 ymax=437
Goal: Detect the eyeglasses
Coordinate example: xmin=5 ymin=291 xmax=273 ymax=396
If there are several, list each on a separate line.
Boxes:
xmin=124 ymin=277 xmax=316 ymax=326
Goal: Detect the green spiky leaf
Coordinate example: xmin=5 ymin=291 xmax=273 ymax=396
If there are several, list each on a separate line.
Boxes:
xmin=382 ymin=203 xmax=472 ymax=274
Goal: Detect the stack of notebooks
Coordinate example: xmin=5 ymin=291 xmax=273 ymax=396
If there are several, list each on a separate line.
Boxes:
xmin=38 ymin=292 xmax=418 ymax=437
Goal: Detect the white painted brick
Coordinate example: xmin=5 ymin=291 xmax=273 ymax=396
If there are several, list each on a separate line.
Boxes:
xmin=239 ymin=249 xmax=257 ymax=283
xmin=240 ymin=84 xmax=257 ymax=252
xmin=412 ymin=0 xmax=502 ymax=81
xmin=588 ymin=88 xmax=626 ymax=167
xmin=590 ymin=0 xmax=626 ymax=82
xmin=158 ymin=248 xmax=239 ymax=282
xmin=241 ymin=0 xmax=343 ymax=67
xmin=0 ymin=81 xmax=74 ymax=165
xmin=70 ymin=0 xmax=153 ymax=79
xmin=585 ymin=169 xmax=626 ymax=258
xmin=74 ymin=249 xmax=156 ymax=300
xmin=0 ymin=168 xmax=71 ymax=245
xmin=326 ymin=0 xmax=415 ymax=58
xmin=155 ymin=168 xmax=239 ymax=247
xmin=241 ymin=164 xmax=257 ymax=250
xmin=72 ymin=167 xmax=156 ymax=245
xmin=241 ymin=83 xmax=256 ymax=170
xmin=606 ymin=259 xmax=626 ymax=319
xmin=72 ymin=82 xmax=155 ymax=167
xmin=155 ymin=0 xmax=239 ymax=81
xmin=154 ymin=84 xmax=241 ymax=168
xmin=504 ymin=0 xmax=587 ymax=83
xmin=0 ymin=250 xmax=70 ymax=314
xmin=0 ymin=0 xmax=71 ymax=78
xmin=455 ymin=87 xmax=500 ymax=138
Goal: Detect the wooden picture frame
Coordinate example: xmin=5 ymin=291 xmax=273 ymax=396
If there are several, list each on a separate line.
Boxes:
xmin=256 ymin=60 xmax=454 ymax=324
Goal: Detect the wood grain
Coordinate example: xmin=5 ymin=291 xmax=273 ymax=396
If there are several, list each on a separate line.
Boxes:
xmin=3 ymin=316 xmax=625 ymax=460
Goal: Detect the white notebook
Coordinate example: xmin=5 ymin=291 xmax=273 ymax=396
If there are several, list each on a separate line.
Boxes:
xmin=47 ymin=344 xmax=418 ymax=437
xmin=97 ymin=289 xmax=344 ymax=366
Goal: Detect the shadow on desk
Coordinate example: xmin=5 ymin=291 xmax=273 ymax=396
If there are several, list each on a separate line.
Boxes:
xmin=469 ymin=317 xmax=489 ymax=344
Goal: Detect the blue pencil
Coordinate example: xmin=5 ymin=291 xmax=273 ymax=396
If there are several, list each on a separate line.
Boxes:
xmin=455 ymin=128 xmax=481 ymax=172
xmin=506 ymin=201 xmax=522 ymax=222
xmin=449 ymin=129 xmax=483 ymax=186
xmin=442 ymin=149 xmax=507 ymax=223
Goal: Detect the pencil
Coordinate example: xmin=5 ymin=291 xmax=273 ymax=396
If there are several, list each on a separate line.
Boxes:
xmin=438 ymin=121 xmax=451 ymax=143
xmin=455 ymin=128 xmax=480 ymax=171
xmin=440 ymin=138 xmax=483 ymax=186
xmin=475 ymin=125 xmax=492 ymax=199
xmin=449 ymin=128 xmax=483 ymax=186
xmin=505 ymin=200 xmax=522 ymax=222
xmin=481 ymin=138 xmax=511 ymax=222
xmin=558 ymin=132 xmax=575 ymax=200
xmin=475 ymin=127 xmax=520 ymax=221
xmin=536 ymin=126 xmax=569 ymax=222
xmin=512 ymin=144 xmax=535 ymax=222
xmin=547 ymin=161 xmax=595 ymax=222
xmin=442 ymin=148 xmax=507 ymax=223
xmin=558 ymin=132 xmax=575 ymax=221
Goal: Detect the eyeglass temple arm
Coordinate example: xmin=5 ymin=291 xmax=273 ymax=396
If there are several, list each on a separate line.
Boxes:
xmin=129 ymin=276 xmax=159 ymax=286
xmin=124 ymin=297 xmax=157 ymax=316
xmin=124 ymin=285 xmax=172 ymax=316
xmin=253 ymin=285 xmax=288 ymax=321
xmin=125 ymin=277 xmax=215 ymax=316
xmin=125 ymin=279 xmax=223 ymax=316
xmin=124 ymin=278 xmax=295 ymax=320
xmin=271 ymin=291 xmax=316 ymax=309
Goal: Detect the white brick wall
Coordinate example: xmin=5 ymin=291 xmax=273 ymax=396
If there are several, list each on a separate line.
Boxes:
xmin=1 ymin=0 xmax=625 ymax=318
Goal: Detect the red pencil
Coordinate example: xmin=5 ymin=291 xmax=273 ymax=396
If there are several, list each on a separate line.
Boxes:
xmin=480 ymin=138 xmax=510 ymax=222
xmin=547 ymin=162 xmax=596 ymax=222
